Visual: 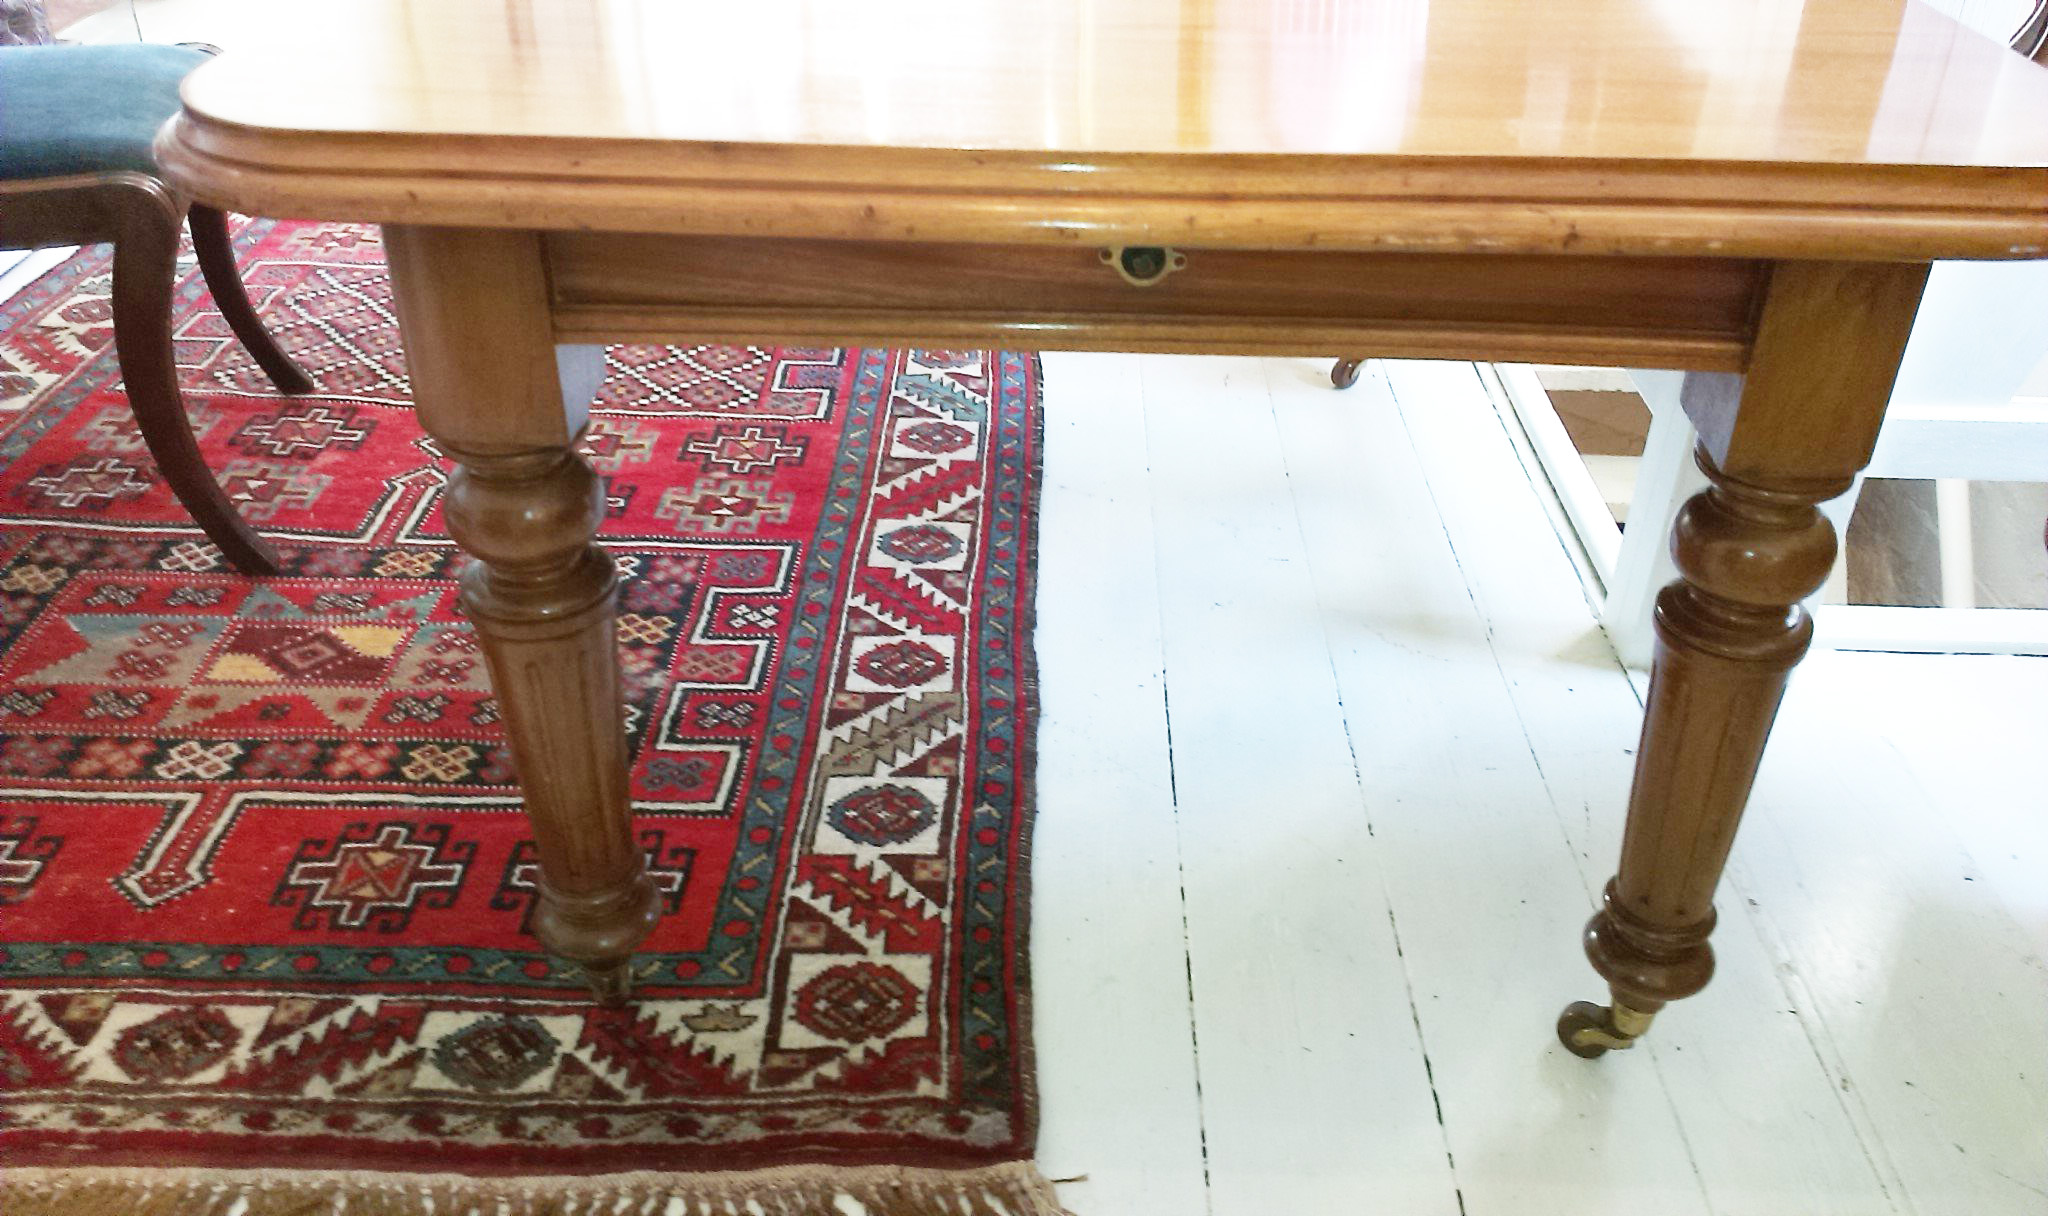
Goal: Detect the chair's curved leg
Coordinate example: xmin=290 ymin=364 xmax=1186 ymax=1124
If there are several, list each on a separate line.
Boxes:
xmin=189 ymin=204 xmax=314 ymax=395
xmin=110 ymin=184 xmax=279 ymax=575
xmin=1331 ymin=358 xmax=1364 ymax=389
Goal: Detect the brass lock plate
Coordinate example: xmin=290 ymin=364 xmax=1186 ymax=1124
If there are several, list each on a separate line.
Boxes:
xmin=1100 ymin=245 xmax=1188 ymax=287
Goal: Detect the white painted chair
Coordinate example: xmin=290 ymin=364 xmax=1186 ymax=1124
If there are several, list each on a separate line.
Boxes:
xmin=1603 ymin=344 xmax=2048 ymax=665
xmin=1587 ymin=0 xmax=2048 ymax=665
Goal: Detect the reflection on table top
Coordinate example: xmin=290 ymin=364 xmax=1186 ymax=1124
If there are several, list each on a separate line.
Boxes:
xmin=178 ymin=0 xmax=2048 ymax=165
xmin=161 ymin=0 xmax=2048 ymax=257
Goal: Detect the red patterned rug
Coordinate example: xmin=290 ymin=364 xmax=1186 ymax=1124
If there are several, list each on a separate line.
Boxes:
xmin=0 ymin=221 xmax=1053 ymax=1215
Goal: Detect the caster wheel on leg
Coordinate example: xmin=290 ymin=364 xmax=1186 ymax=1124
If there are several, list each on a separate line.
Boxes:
xmin=580 ymin=960 xmax=635 ymax=1007
xmin=1556 ymin=1001 xmax=1615 ymax=1058
xmin=1331 ymin=359 xmax=1364 ymax=390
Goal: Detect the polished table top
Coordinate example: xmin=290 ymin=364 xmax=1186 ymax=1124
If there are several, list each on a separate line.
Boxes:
xmin=162 ymin=0 xmax=2048 ymax=259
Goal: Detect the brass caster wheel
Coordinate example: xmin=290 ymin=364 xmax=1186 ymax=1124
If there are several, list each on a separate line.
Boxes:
xmin=1331 ymin=359 xmax=1364 ymax=390
xmin=1556 ymin=998 xmax=1653 ymax=1058
xmin=1557 ymin=1001 xmax=1616 ymax=1058
xmin=579 ymin=960 xmax=635 ymax=1007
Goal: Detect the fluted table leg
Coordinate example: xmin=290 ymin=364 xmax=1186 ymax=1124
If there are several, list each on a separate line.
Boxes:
xmin=382 ymin=225 xmax=658 ymax=1002
xmin=1560 ymin=260 xmax=1930 ymax=1055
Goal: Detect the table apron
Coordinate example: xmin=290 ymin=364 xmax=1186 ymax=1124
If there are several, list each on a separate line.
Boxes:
xmin=544 ymin=232 xmax=1767 ymax=372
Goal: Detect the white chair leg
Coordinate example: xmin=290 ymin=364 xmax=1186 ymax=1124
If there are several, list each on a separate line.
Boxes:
xmin=1815 ymin=475 xmax=1865 ymax=606
xmin=1602 ymin=371 xmax=1705 ymax=668
xmin=1934 ymin=478 xmax=1978 ymax=609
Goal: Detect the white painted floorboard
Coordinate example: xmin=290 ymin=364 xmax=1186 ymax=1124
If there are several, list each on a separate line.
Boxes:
xmin=1141 ymin=355 xmax=1458 ymax=1216
xmin=1281 ymin=360 xmax=1717 ymax=1216
xmin=1031 ymin=353 xmax=2048 ymax=1216
xmin=1031 ymin=354 xmax=1208 ymax=1215
xmin=1384 ymin=361 xmax=1902 ymax=1216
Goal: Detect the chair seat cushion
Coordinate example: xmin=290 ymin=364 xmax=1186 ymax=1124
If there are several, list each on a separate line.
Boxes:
xmin=0 ymin=43 xmax=209 ymax=180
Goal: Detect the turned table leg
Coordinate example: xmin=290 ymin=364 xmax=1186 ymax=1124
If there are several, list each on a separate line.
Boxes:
xmin=1560 ymin=261 xmax=1929 ymax=1056
xmin=383 ymin=225 xmax=658 ymax=1002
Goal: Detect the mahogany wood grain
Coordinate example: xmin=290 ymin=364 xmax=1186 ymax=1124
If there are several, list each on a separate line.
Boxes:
xmin=1564 ymin=261 xmax=1932 ymax=1056
xmin=189 ymin=204 xmax=315 ymax=396
xmin=1 ymin=174 xmax=287 ymax=574
xmin=2016 ymin=0 xmax=2048 ymax=60
xmin=156 ymin=0 xmax=2048 ymax=260
xmin=545 ymin=236 xmax=1764 ymax=369
xmin=1684 ymin=263 xmax=1935 ymax=487
xmin=382 ymin=225 xmax=659 ymax=1001
xmin=104 ymin=183 xmax=280 ymax=577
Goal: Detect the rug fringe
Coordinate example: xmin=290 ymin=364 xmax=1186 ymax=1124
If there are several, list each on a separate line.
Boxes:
xmin=2 ymin=1160 xmax=1073 ymax=1216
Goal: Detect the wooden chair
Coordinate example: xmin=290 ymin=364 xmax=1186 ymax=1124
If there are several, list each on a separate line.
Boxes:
xmin=2016 ymin=0 xmax=2048 ymax=61
xmin=0 ymin=43 xmax=312 ymax=574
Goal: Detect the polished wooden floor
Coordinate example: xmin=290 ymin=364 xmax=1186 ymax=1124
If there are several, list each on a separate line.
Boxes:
xmin=1030 ymin=354 xmax=2047 ymax=1216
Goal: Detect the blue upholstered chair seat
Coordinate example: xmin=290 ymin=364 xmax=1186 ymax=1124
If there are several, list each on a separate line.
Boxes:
xmin=0 ymin=43 xmax=208 ymax=179
xmin=0 ymin=40 xmax=306 ymax=576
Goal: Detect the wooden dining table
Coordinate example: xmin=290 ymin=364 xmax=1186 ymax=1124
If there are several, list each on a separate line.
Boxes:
xmin=158 ymin=0 xmax=2048 ymax=1057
